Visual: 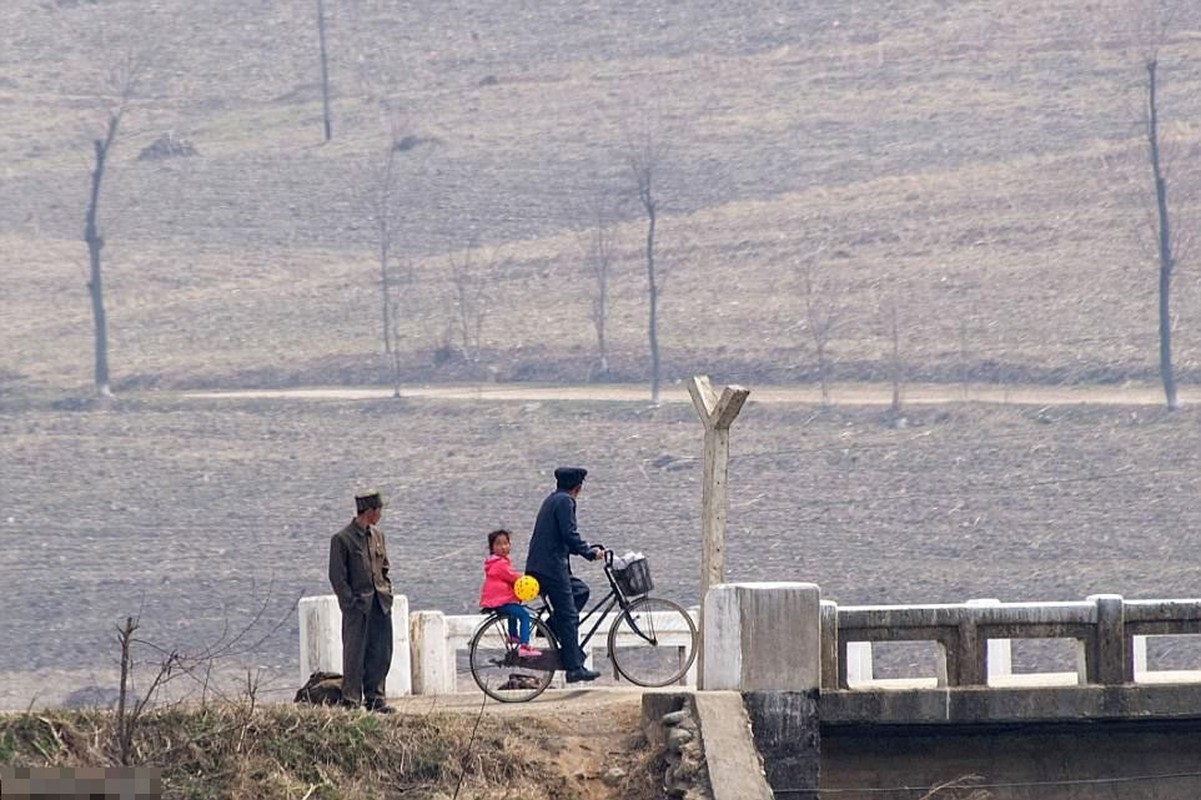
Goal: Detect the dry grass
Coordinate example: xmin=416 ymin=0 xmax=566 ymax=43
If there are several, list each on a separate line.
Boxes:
xmin=0 ymin=702 xmax=584 ymax=799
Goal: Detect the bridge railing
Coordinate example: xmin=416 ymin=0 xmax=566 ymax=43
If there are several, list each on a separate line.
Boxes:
xmin=299 ymin=595 xmax=697 ymax=695
xmin=821 ymin=594 xmax=1201 ymax=690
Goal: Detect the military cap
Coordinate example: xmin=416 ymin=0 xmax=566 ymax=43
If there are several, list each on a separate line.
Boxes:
xmin=355 ymin=490 xmax=385 ymax=514
xmin=554 ymin=467 xmax=588 ymax=490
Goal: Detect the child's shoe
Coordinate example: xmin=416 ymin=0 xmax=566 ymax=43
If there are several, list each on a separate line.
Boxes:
xmin=517 ymin=644 xmax=542 ymax=658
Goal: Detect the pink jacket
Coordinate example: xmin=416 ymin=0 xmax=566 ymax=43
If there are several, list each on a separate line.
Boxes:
xmin=479 ymin=554 xmax=522 ymax=608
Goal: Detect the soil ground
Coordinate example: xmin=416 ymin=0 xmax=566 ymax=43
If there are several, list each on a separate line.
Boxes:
xmin=3 ymin=387 xmax=1201 ymax=709
xmin=390 ymin=688 xmax=655 ymax=800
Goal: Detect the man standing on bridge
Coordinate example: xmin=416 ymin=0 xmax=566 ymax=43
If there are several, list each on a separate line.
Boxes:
xmin=329 ymin=489 xmax=395 ymax=712
xmin=526 ymin=466 xmax=604 ymax=683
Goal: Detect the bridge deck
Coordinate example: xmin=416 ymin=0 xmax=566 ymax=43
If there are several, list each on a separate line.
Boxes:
xmin=822 ymin=682 xmax=1201 ymax=726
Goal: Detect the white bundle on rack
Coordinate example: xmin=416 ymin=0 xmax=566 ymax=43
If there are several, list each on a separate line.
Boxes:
xmin=613 ymin=551 xmax=643 ymax=570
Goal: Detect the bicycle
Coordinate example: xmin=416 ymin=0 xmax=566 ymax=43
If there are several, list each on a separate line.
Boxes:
xmin=467 ymin=549 xmax=698 ymax=702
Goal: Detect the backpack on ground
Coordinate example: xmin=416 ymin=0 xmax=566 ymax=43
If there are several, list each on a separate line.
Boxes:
xmin=294 ymin=670 xmax=344 ymax=705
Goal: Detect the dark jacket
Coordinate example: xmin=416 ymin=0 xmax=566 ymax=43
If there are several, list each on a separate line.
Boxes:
xmin=525 ymin=490 xmax=596 ymax=578
xmin=329 ymin=520 xmax=394 ymax=615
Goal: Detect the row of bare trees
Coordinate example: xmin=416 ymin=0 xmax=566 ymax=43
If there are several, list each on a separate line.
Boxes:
xmin=361 ymin=119 xmax=673 ymax=402
xmin=79 ymin=2 xmax=1192 ymax=409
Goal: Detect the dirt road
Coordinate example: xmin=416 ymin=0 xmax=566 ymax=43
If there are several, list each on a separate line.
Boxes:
xmin=182 ymin=381 xmax=1193 ymax=406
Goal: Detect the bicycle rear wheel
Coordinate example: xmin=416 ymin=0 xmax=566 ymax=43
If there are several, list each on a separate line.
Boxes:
xmin=468 ymin=613 xmax=559 ymax=702
xmin=607 ymin=597 xmax=697 ymax=687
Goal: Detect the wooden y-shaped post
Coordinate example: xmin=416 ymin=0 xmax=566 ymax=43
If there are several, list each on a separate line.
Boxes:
xmin=688 ymin=375 xmax=750 ymax=688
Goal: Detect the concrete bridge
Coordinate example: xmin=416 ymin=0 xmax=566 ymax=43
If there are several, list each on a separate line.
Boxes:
xmin=299 ymin=584 xmax=1201 ymax=799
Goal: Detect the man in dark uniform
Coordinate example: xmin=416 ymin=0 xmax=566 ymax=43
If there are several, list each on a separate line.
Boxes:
xmin=526 ymin=467 xmax=604 ymax=683
xmin=328 ymin=490 xmax=395 ymax=712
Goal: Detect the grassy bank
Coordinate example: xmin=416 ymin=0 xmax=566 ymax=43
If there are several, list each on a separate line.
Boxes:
xmin=0 ymin=703 xmax=653 ymax=799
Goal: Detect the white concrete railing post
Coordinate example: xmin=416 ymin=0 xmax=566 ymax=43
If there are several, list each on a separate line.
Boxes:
xmin=1134 ymin=635 xmax=1148 ymax=677
xmin=703 ymin=582 xmax=821 ymax=691
xmin=967 ymin=598 xmax=1012 ymax=683
xmin=410 ymin=610 xmax=455 ymax=695
xmin=1086 ymin=593 xmax=1126 ymax=686
xmin=846 ymin=642 xmax=873 ymax=684
xmin=684 ymin=605 xmax=701 ymax=686
xmin=445 ymin=614 xmax=493 ymax=692
xmin=299 ymin=595 xmax=342 ymax=682
xmin=388 ymin=596 xmax=413 ymax=696
xmin=298 ymin=594 xmax=412 ymax=697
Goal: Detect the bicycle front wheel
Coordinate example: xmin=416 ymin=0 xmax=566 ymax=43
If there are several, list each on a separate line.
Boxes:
xmin=468 ymin=613 xmax=559 ymax=702
xmin=607 ymin=597 xmax=697 ymax=687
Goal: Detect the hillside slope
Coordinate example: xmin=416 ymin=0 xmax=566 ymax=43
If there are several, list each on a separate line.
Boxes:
xmin=3 ymin=0 xmax=1201 ymax=393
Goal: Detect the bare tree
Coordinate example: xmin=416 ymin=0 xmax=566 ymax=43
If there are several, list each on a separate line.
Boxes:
xmin=386 ymin=258 xmax=414 ymax=397
xmin=958 ymin=317 xmax=971 ymax=400
xmin=882 ymin=289 xmax=904 ymax=414
xmin=367 ymin=124 xmax=407 ymax=361
xmin=1145 ymin=53 xmax=1179 ymax=408
xmin=364 ymin=110 xmax=433 ymax=395
xmin=316 ymin=0 xmax=333 ymax=142
xmin=626 ymin=126 xmax=669 ymax=404
xmin=447 ymin=244 xmax=503 ymax=364
xmin=369 ymin=135 xmax=415 ymax=397
xmin=577 ymin=195 xmax=621 ymax=380
xmin=1112 ymin=0 xmax=1190 ymax=409
xmin=84 ymin=51 xmax=145 ymax=399
xmin=799 ymin=259 xmax=842 ymax=407
xmin=115 ymin=616 xmax=178 ymax=765
xmin=113 ymin=589 xmax=292 ymax=765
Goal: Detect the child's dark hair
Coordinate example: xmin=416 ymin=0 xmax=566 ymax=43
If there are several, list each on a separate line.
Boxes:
xmin=487 ymin=529 xmax=511 ymax=552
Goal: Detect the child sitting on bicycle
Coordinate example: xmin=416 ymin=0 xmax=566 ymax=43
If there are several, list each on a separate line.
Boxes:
xmin=478 ymin=529 xmax=541 ymax=657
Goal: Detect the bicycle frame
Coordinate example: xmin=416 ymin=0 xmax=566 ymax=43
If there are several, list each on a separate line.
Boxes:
xmin=533 ymin=552 xmax=657 ymax=650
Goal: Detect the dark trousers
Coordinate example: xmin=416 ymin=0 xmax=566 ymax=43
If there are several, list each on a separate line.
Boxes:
xmin=530 ymin=571 xmax=590 ymax=671
xmin=341 ymin=596 xmax=392 ymax=704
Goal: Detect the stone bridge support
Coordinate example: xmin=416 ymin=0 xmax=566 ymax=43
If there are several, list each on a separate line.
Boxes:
xmin=703 ymin=582 xmax=822 ymax=799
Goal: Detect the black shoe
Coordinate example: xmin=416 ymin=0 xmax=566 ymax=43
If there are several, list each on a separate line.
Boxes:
xmin=365 ymin=699 xmax=396 ymax=714
xmin=565 ymin=668 xmax=601 ymax=683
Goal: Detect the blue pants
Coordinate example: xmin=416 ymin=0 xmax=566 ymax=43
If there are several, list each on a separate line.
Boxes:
xmin=496 ymin=603 xmax=531 ymax=644
xmin=529 ymin=571 xmax=590 ymax=671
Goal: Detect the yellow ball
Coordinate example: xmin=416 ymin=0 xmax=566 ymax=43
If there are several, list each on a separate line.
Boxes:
xmin=514 ymin=574 xmax=540 ymax=602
